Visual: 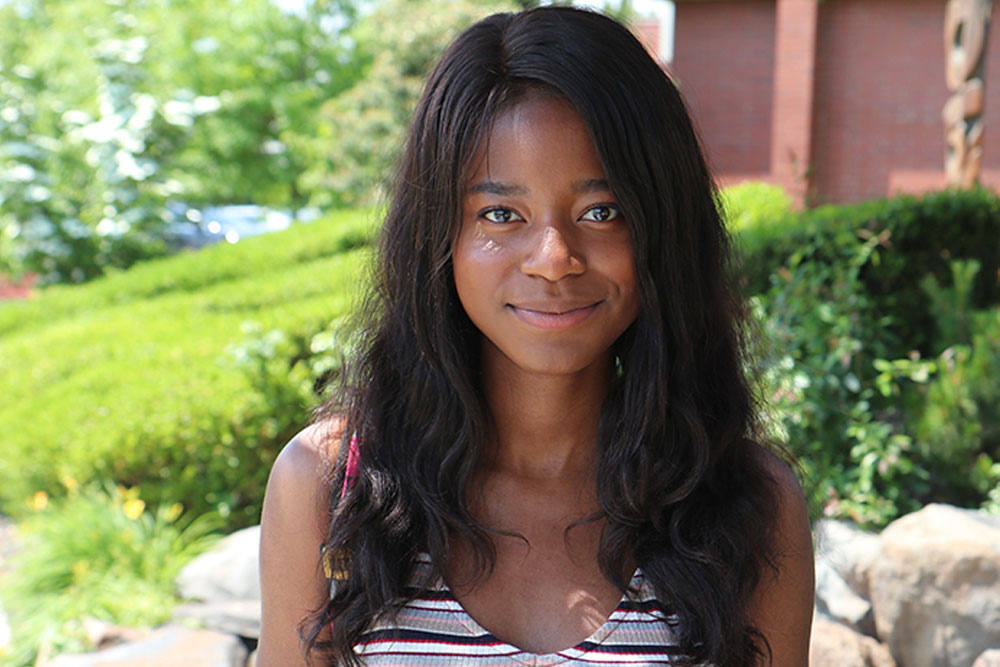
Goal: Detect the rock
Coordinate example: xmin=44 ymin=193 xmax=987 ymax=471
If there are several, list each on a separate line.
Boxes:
xmin=80 ymin=618 xmax=150 ymax=651
xmin=815 ymin=558 xmax=875 ymax=636
xmin=810 ymin=615 xmax=896 ymax=667
xmin=173 ymin=600 xmax=261 ymax=638
xmin=0 ymin=515 xmax=17 ymax=657
xmin=974 ymin=649 xmax=1000 ymax=667
xmin=815 ymin=518 xmax=882 ymax=600
xmin=45 ymin=626 xmax=247 ymax=667
xmin=177 ymin=526 xmax=260 ymax=603
xmin=870 ymin=504 xmax=1000 ymax=667
xmin=0 ymin=597 xmax=10 ymax=657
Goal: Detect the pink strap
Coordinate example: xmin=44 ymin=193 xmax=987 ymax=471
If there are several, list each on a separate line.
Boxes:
xmin=322 ymin=433 xmax=360 ymax=582
xmin=340 ymin=433 xmax=359 ymax=498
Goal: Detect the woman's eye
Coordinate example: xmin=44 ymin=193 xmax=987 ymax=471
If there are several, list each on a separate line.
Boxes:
xmin=580 ymin=205 xmax=620 ymax=222
xmin=481 ymin=208 xmax=522 ymax=224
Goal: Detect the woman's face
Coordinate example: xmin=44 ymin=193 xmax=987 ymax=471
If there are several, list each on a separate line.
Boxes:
xmin=452 ymin=94 xmax=640 ymax=377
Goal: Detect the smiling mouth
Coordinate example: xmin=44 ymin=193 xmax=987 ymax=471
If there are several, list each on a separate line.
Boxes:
xmin=508 ymin=302 xmax=601 ymax=330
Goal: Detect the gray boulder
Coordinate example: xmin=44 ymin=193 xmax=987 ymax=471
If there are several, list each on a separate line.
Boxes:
xmin=45 ymin=626 xmax=247 ymax=667
xmin=815 ymin=518 xmax=882 ymax=600
xmin=870 ymin=504 xmax=1000 ymax=667
xmin=0 ymin=598 xmax=10 ymax=657
xmin=810 ymin=615 xmax=895 ymax=667
xmin=173 ymin=600 xmax=261 ymax=639
xmin=177 ymin=526 xmax=260 ymax=603
xmin=973 ymin=649 xmax=1000 ymax=667
xmin=815 ymin=558 xmax=876 ymax=636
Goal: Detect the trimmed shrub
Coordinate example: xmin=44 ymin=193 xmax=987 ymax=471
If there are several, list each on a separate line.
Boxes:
xmin=740 ymin=188 xmax=1000 ymax=356
xmin=0 ymin=209 xmax=375 ymax=528
xmin=754 ymin=227 xmax=924 ymax=525
xmin=751 ymin=190 xmax=1000 ymax=526
xmin=719 ymin=181 xmax=796 ymax=261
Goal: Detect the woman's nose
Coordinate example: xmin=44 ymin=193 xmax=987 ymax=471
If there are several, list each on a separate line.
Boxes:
xmin=520 ymin=224 xmax=586 ymax=281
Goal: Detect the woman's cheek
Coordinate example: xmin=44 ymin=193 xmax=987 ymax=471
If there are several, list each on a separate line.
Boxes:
xmin=465 ymin=226 xmax=506 ymax=261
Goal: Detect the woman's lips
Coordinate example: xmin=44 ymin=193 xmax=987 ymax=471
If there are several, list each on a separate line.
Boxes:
xmin=508 ymin=302 xmax=600 ymax=330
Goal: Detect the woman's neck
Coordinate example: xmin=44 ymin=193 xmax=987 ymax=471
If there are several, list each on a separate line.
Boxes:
xmin=480 ymin=341 xmax=611 ymax=480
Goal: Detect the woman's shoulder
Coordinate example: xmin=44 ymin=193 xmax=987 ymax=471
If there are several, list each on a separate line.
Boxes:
xmin=268 ymin=418 xmax=345 ymax=494
xmin=743 ymin=440 xmax=812 ymax=548
xmin=260 ymin=418 xmax=346 ymax=555
xmin=746 ymin=441 xmax=815 ymax=665
xmin=257 ymin=419 xmax=345 ymax=665
xmin=750 ymin=442 xmax=806 ymax=505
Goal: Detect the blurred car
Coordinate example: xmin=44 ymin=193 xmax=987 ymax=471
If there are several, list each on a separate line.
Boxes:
xmin=164 ymin=204 xmax=301 ymax=249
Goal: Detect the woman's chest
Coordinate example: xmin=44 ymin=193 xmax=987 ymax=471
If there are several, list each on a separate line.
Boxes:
xmin=450 ymin=546 xmax=623 ymax=653
xmin=446 ymin=471 xmax=625 ymax=652
xmin=354 ymin=551 xmax=683 ymax=666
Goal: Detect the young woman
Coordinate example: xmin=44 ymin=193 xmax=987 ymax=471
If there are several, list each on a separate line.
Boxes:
xmin=258 ymin=7 xmax=814 ymax=667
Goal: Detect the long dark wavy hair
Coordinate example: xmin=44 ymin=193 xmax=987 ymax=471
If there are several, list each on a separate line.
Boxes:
xmin=305 ymin=7 xmax=784 ymax=666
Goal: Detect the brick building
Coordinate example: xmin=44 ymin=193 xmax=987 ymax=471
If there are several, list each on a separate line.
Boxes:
xmin=660 ymin=0 xmax=1000 ymax=206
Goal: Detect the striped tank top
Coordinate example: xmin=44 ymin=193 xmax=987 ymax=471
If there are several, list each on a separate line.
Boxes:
xmin=352 ymin=552 xmax=687 ymax=666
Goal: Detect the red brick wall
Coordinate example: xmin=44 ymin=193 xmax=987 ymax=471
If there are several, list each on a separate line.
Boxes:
xmin=670 ymin=1 xmax=776 ymax=176
xmin=771 ymin=0 xmax=818 ymax=206
xmin=812 ymin=0 xmax=950 ymax=203
xmin=982 ymin=15 xmax=1000 ymax=180
xmin=673 ymin=0 xmax=1000 ymax=204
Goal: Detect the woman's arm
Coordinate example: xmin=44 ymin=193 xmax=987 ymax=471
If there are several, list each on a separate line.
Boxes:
xmin=751 ymin=450 xmax=816 ymax=666
xmin=257 ymin=422 xmax=340 ymax=666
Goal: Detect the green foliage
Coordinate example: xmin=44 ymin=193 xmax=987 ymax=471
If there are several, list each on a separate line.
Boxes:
xmin=306 ymin=0 xmax=517 ymax=207
xmin=740 ymin=188 xmax=1000 ymax=356
xmin=756 ymin=226 xmax=924 ymax=525
xmin=751 ymin=191 xmax=1000 ymax=526
xmin=719 ymin=181 xmax=792 ymax=240
xmin=0 ymin=0 xmax=363 ymax=284
xmin=0 ymin=209 xmax=375 ymax=527
xmin=719 ymin=182 xmax=792 ymax=288
xmin=0 ymin=484 xmax=219 ymax=666
xmin=911 ymin=308 xmax=1000 ymax=504
xmin=150 ymin=0 xmax=364 ymax=210
xmin=0 ymin=33 xmax=181 ymax=284
xmin=920 ymin=258 xmax=980 ymax=346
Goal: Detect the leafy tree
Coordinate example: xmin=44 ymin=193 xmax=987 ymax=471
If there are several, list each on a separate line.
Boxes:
xmin=303 ymin=0 xmax=511 ymax=207
xmin=0 ymin=7 xmax=188 ymax=283
xmin=0 ymin=0 xmax=362 ymax=283
xmin=143 ymin=0 xmax=365 ymax=211
xmin=305 ymin=0 xmax=642 ymax=207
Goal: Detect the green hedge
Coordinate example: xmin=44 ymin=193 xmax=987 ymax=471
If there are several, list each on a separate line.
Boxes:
xmin=0 ymin=209 xmax=375 ymax=527
xmin=733 ymin=186 xmax=1000 ymax=525
xmin=737 ymin=187 xmax=1000 ymax=356
xmin=719 ymin=181 xmax=796 ymax=261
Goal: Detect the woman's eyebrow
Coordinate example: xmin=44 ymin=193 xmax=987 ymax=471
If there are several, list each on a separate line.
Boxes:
xmin=467 ymin=181 xmax=528 ymax=196
xmin=466 ymin=179 xmax=611 ymax=195
xmin=571 ymin=178 xmax=611 ymax=194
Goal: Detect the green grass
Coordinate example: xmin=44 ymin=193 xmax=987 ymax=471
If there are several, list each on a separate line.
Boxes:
xmin=0 ymin=485 xmax=220 ymax=666
xmin=0 ymin=209 xmax=377 ymax=524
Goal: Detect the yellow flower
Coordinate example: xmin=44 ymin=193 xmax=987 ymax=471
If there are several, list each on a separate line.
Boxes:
xmin=62 ymin=475 xmax=79 ymax=493
xmin=70 ymin=560 xmax=90 ymax=582
xmin=30 ymin=491 xmax=48 ymax=511
xmin=123 ymin=498 xmax=145 ymax=520
xmin=164 ymin=502 xmax=184 ymax=523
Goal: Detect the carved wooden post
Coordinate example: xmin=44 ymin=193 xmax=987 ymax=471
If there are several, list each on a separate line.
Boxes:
xmin=943 ymin=0 xmax=995 ymax=188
